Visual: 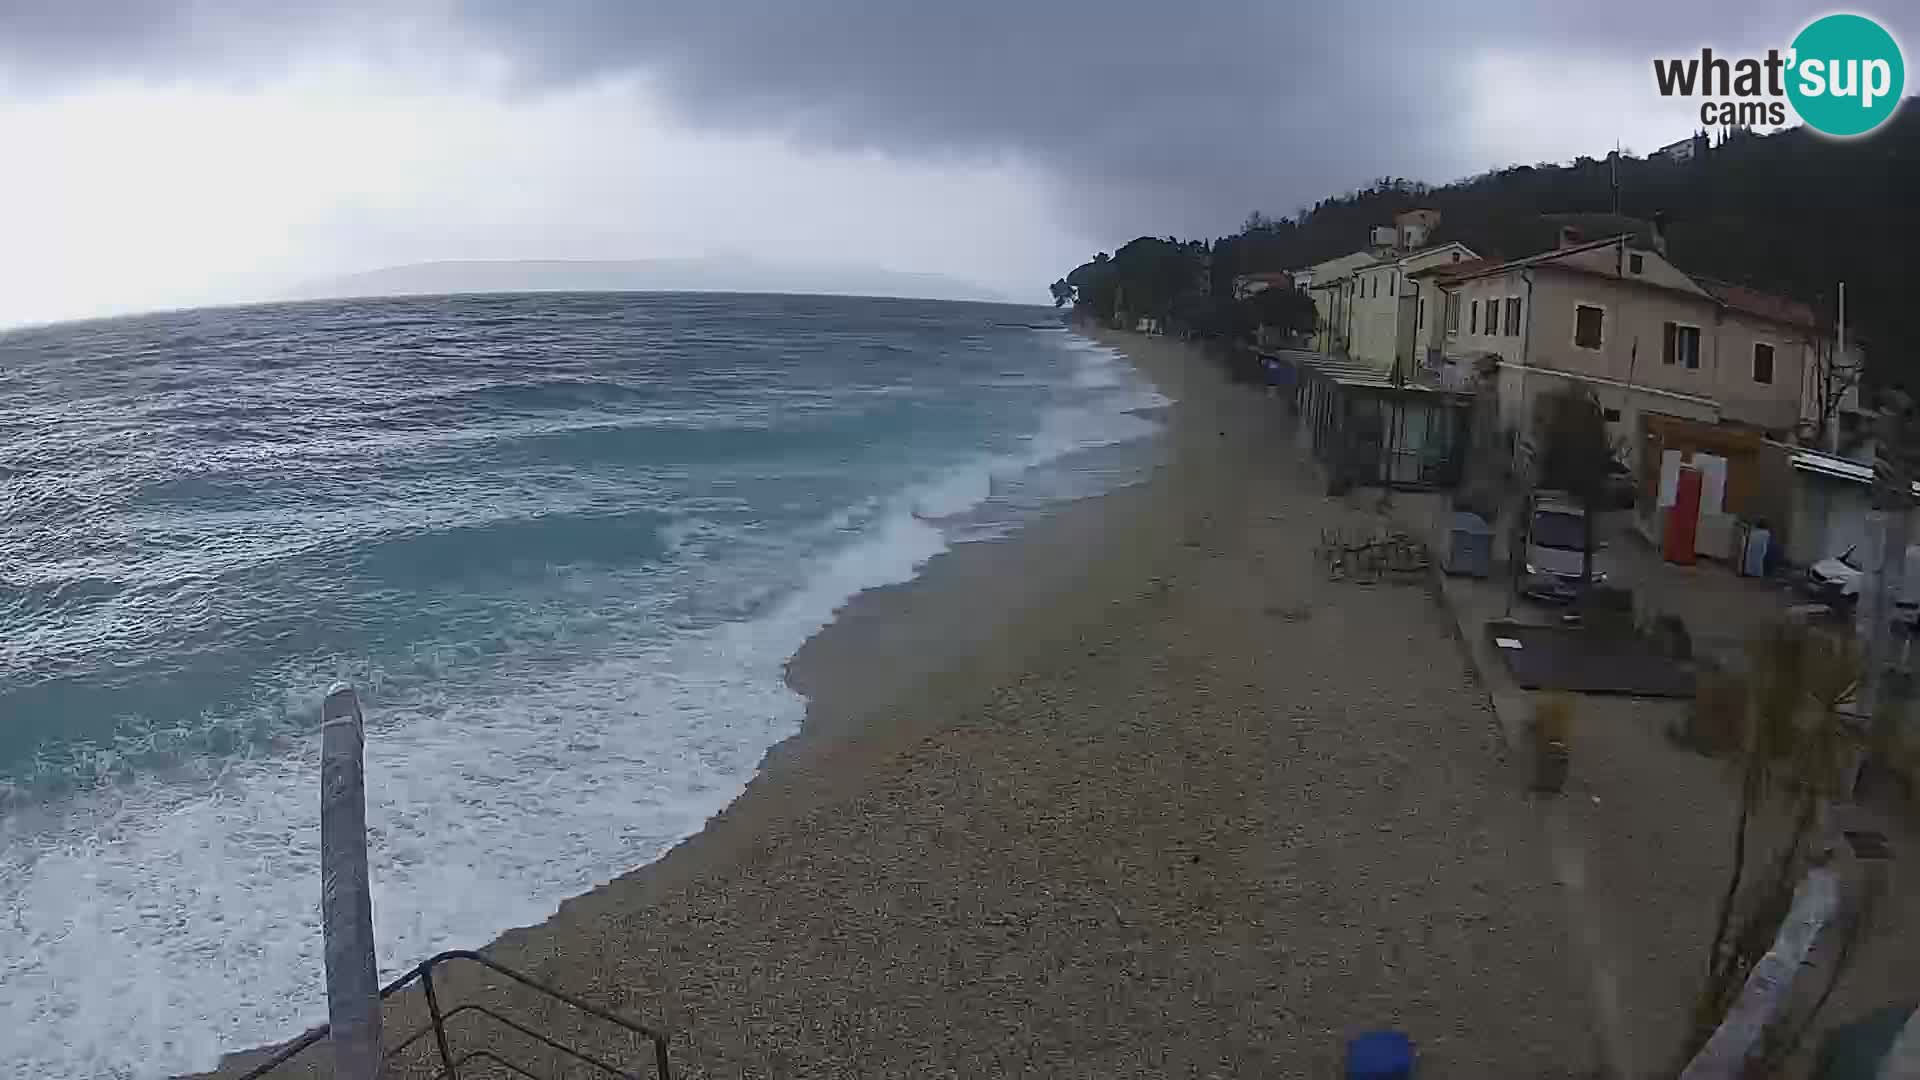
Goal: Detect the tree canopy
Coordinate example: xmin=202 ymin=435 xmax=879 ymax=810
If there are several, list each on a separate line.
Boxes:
xmin=1055 ymin=103 xmax=1920 ymax=383
xmin=1062 ymin=237 xmax=1313 ymax=343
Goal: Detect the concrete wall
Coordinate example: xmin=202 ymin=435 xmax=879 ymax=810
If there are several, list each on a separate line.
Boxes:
xmin=1449 ymin=270 xmax=1528 ymax=366
xmin=1344 ymin=263 xmax=1397 ymax=368
xmin=1552 ymin=241 xmax=1709 ymax=297
xmin=1715 ymin=310 xmax=1814 ymax=431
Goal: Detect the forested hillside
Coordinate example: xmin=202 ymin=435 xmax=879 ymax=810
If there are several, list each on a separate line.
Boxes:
xmin=1058 ymin=101 xmax=1920 ymax=382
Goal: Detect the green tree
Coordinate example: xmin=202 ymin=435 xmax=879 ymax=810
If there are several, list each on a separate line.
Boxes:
xmin=1064 ymin=252 xmax=1117 ymax=320
xmin=1048 ymin=278 xmax=1074 ymax=308
xmin=1240 ymin=286 xmax=1316 ymax=341
xmin=1171 ymin=293 xmax=1251 ymax=340
xmin=1057 ymin=111 xmax=1920 ymax=383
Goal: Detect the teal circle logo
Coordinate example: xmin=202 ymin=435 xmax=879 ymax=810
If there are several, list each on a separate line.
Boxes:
xmin=1787 ymin=14 xmax=1904 ymax=137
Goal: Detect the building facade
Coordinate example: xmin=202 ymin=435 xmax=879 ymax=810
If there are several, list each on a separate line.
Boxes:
xmin=1336 ymin=241 xmax=1478 ymax=375
xmin=1295 ymin=252 xmax=1376 ymax=351
xmin=1435 ymin=234 xmax=1818 ymax=469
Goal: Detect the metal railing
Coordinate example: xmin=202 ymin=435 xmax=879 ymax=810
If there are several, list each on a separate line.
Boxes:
xmin=238 ymin=949 xmax=672 ymax=1080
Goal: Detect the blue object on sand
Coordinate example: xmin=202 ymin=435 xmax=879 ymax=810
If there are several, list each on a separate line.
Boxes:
xmin=1346 ymin=1030 xmax=1414 ymax=1079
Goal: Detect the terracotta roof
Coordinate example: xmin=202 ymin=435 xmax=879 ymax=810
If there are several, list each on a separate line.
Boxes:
xmin=1236 ymin=270 xmax=1296 ymax=282
xmin=1697 ymin=279 xmax=1817 ymax=329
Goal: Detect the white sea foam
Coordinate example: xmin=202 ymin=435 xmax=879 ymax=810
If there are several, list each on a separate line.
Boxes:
xmin=0 ymin=330 xmax=1167 ymax=1079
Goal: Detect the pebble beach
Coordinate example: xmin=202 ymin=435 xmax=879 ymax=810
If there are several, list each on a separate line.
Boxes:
xmin=211 ymin=328 xmax=1606 ymax=1078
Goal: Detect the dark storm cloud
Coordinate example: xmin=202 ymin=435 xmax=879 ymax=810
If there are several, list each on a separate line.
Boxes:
xmin=1 ymin=1 xmax=1902 ymax=241
xmin=442 ymin=0 xmax=1865 ymax=239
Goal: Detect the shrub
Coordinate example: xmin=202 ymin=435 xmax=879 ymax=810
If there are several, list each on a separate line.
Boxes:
xmin=1532 ymin=693 xmax=1574 ymax=746
xmin=1685 ymin=670 xmax=1750 ymax=756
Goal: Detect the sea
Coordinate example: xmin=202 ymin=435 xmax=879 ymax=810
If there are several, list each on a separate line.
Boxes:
xmin=0 ymin=292 xmax=1168 ymax=1078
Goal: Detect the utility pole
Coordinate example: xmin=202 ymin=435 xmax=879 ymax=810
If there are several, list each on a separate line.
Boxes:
xmin=1855 ymin=388 xmax=1914 ymax=801
xmin=1609 ymin=146 xmax=1621 ymax=215
xmin=321 ymin=683 xmax=384 ymax=1079
xmin=1834 ymin=282 xmax=1847 ymax=454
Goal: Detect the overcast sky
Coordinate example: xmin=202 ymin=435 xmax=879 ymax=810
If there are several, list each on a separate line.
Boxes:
xmin=0 ymin=2 xmax=1909 ymax=326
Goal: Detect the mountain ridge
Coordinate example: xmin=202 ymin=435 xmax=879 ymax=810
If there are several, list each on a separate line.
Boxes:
xmin=292 ymin=256 xmax=1014 ymax=305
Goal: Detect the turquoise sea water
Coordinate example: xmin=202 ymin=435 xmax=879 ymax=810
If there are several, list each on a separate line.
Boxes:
xmin=0 ymin=292 xmax=1165 ymax=1078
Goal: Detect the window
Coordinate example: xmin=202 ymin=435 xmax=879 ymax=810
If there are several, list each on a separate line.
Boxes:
xmin=1451 ymin=251 xmax=1462 ymax=262
xmin=1754 ymin=342 xmax=1775 ymax=384
xmin=1446 ymin=293 xmax=1461 ymax=333
xmin=1603 ymin=408 xmax=1622 ymax=422
xmin=1629 ymin=253 xmax=1644 ymax=274
xmin=1470 ymin=299 xmax=1479 ymax=333
xmin=1387 ymin=274 xmax=1394 ymax=296
xmin=1504 ymin=296 xmax=1521 ymax=336
xmin=1417 ymin=296 xmax=1426 ymax=329
xmin=1661 ymin=322 xmax=1701 ymax=368
xmin=1574 ymin=304 xmax=1605 ymax=349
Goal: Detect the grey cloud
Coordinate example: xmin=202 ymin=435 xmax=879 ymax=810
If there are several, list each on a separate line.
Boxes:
xmin=443 ymin=0 xmax=1897 ymax=240
xmin=3 ymin=1 xmax=1907 ymax=244
xmin=0 ymin=3 xmax=374 ymax=87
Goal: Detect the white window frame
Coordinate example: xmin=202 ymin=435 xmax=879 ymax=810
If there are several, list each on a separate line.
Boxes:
xmin=1572 ymin=301 xmax=1607 ymax=350
xmin=1752 ymin=339 xmax=1777 ymax=384
xmin=1417 ymin=295 xmax=1425 ymax=329
xmin=1666 ymin=321 xmax=1703 ymax=369
xmin=1445 ymin=293 xmax=1461 ymax=335
xmin=1503 ymin=295 xmax=1522 ymax=337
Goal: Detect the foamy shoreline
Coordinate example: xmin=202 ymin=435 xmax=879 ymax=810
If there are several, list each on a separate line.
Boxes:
xmin=191 ymin=327 xmax=1173 ymax=1077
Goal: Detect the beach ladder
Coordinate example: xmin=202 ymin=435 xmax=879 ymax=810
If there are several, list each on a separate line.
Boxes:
xmin=236 ymin=684 xmax=674 ymax=1079
xmin=234 ymin=948 xmax=673 ymax=1079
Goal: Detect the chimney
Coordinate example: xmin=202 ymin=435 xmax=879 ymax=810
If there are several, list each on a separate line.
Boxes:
xmin=1557 ymin=225 xmax=1584 ymax=250
xmin=1651 ymin=210 xmax=1669 ymax=256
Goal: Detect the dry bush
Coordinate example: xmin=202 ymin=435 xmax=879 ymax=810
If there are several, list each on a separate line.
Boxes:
xmin=1685 ymin=669 xmax=1750 ymax=757
xmin=1532 ymin=693 xmax=1574 ymax=747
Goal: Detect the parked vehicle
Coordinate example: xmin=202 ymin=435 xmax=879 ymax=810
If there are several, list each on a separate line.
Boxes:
xmin=1804 ymin=543 xmax=1920 ymax=625
xmin=1521 ymin=492 xmax=1611 ymax=602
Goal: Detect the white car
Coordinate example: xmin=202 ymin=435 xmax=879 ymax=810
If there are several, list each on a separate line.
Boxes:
xmin=1805 ymin=543 xmax=1920 ymax=625
xmin=1521 ymin=495 xmax=1611 ymax=602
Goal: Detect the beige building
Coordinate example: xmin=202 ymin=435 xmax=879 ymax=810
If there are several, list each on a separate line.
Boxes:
xmin=1331 ymin=240 xmax=1478 ymax=374
xmin=1434 ymin=233 xmax=1819 ymax=467
xmin=1294 ymin=252 xmax=1376 ymax=351
xmin=1303 ymin=209 xmax=1463 ymax=359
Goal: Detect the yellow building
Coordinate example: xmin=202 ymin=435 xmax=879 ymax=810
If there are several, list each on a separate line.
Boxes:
xmin=1330 ymin=241 xmax=1478 ymax=373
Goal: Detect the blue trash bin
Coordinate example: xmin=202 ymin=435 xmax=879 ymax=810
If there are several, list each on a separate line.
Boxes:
xmin=1347 ymin=1030 xmax=1414 ymax=1079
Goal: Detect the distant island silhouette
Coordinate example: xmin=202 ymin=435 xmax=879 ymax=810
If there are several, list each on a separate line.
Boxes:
xmin=293 ymin=257 xmax=1014 ymax=304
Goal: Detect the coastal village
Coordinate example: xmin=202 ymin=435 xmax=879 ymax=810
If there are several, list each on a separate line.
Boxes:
xmin=1059 ymin=186 xmax=1920 ymax=1073
xmin=18 ymin=7 xmax=1920 ymax=1079
xmin=219 ymin=220 xmax=1920 ymax=1078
